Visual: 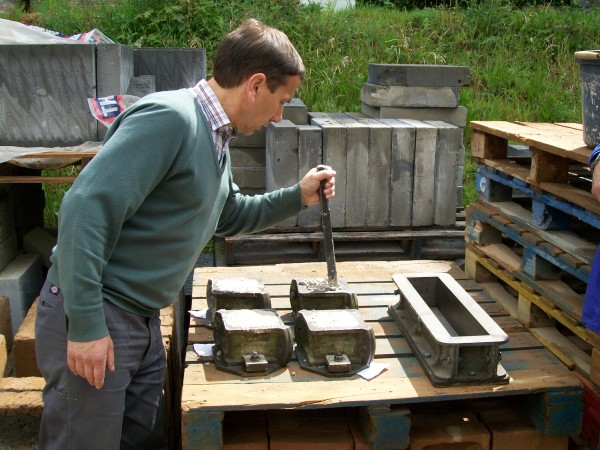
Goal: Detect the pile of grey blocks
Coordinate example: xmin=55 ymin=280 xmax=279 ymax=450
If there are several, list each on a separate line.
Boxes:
xmin=361 ymin=64 xmax=470 ymax=129
xmin=262 ymin=63 xmax=469 ymax=229
xmin=0 ymin=44 xmax=206 ymax=147
xmin=266 ymin=113 xmax=463 ymax=229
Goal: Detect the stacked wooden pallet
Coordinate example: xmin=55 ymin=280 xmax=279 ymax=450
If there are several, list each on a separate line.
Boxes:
xmin=464 ymin=120 xmax=600 ymax=448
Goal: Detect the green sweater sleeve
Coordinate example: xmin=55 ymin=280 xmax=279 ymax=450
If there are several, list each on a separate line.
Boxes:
xmin=215 ymin=170 xmax=303 ymax=237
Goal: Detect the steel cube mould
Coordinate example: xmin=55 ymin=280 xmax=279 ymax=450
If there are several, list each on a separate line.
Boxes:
xmin=289 ymin=278 xmax=358 ymax=313
xmin=212 ymin=309 xmax=293 ymax=377
xmin=294 ymin=309 xmax=375 ymax=377
xmin=389 ymin=273 xmax=509 ymax=386
xmin=206 ymin=278 xmax=271 ymax=328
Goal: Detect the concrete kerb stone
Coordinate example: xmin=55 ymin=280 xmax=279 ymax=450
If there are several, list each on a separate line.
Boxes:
xmin=367 ymin=63 xmax=471 ymax=87
xmin=361 ymin=83 xmax=460 ymax=108
xmin=0 ymin=253 xmax=43 ymax=336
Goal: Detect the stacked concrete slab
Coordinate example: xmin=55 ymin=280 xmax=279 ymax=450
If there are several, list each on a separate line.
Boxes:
xmin=0 ymin=44 xmax=206 ymax=146
xmin=265 ymin=113 xmax=462 ymax=228
xmin=132 ymin=47 xmax=206 ymax=92
xmin=361 ymin=64 xmax=469 ymax=206
xmin=361 ymin=64 xmax=470 ymax=128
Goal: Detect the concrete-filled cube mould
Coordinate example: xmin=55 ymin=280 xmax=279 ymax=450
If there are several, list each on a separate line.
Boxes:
xmin=389 ymin=273 xmax=509 ymax=386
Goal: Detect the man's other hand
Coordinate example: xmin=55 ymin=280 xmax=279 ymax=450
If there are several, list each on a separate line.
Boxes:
xmin=67 ymin=335 xmax=115 ymax=389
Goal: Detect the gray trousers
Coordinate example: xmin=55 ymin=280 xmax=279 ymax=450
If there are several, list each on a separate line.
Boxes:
xmin=35 ymin=279 xmax=166 ymax=450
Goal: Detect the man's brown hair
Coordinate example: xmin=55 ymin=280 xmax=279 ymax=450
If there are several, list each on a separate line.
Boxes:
xmin=213 ymin=18 xmax=304 ymax=93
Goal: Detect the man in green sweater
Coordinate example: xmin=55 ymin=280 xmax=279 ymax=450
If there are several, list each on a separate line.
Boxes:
xmin=35 ymin=19 xmax=336 ymax=449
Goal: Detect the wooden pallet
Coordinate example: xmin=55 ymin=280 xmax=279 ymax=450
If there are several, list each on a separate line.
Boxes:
xmin=476 ymin=163 xmax=600 ymax=230
xmin=465 ymin=244 xmax=600 ymax=381
xmin=182 ymin=260 xmax=582 ymax=449
xmin=470 ymin=121 xmax=599 ymax=217
xmin=466 ymin=202 xmax=593 ymax=284
xmin=213 ymin=221 xmax=466 ymax=267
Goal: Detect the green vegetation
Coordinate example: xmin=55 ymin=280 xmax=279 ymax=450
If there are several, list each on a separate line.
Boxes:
xmin=3 ymin=0 xmax=600 ymax=225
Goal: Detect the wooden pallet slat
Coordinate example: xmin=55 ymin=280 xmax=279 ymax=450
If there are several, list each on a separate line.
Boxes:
xmin=477 ymin=163 xmax=600 ymax=224
xmin=215 ymin=224 xmax=466 ymax=266
xmin=467 ymin=202 xmax=592 ymax=283
xmin=469 ymin=121 xmax=590 ymax=163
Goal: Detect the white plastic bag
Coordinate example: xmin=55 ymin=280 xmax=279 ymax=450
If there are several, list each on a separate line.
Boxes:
xmin=0 ymin=18 xmax=114 ymax=44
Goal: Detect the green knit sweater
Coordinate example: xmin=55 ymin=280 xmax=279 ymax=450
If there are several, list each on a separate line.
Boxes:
xmin=47 ymin=89 xmax=302 ymax=342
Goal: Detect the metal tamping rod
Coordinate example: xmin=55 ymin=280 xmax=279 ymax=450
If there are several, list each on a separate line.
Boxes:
xmin=317 ymin=165 xmax=338 ymax=288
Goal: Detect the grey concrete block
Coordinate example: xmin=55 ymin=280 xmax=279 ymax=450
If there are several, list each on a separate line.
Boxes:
xmin=308 ymin=111 xmax=331 ymax=123
xmin=229 ymin=147 xmax=266 ymax=169
xmin=377 ymin=119 xmax=416 ymax=227
xmin=457 ymin=144 xmax=465 ymax=167
xmin=230 ymin=129 xmax=266 ymax=148
xmin=426 ymin=121 xmax=460 ymax=226
xmin=456 ymin=186 xmax=464 ymax=207
xmin=0 ymin=193 xmax=15 ymax=242
xmin=297 ymin=125 xmax=322 ymax=228
xmin=456 ymin=164 xmax=464 ymax=187
xmin=126 ymin=75 xmax=156 ymax=97
xmin=0 ymin=253 xmax=43 ymax=336
xmin=266 ymin=120 xmax=299 ymax=190
xmin=96 ymin=43 xmax=134 ymax=97
xmin=231 ymin=167 xmax=265 ymax=190
xmin=399 ymin=119 xmax=438 ymax=226
xmin=23 ymin=227 xmax=56 ymax=270
xmin=327 ymin=114 xmax=370 ymax=228
xmin=283 ymin=98 xmax=308 ymax=125
xmin=266 ymin=120 xmax=299 ymax=227
xmin=350 ymin=116 xmax=392 ymax=227
xmin=0 ymin=234 xmax=18 ymax=274
xmin=507 ymin=143 xmax=531 ymax=158
xmin=361 ymin=83 xmax=460 ymax=108
xmin=0 ymin=44 xmax=97 ymax=146
xmin=361 ymin=103 xmax=467 ymax=128
xmin=133 ymin=48 xmax=207 ymax=91
xmin=311 ymin=116 xmax=347 ymax=228
xmin=367 ymin=64 xmax=470 ymax=87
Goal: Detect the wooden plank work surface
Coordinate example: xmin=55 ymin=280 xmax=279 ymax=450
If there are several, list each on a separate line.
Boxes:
xmin=182 ymin=260 xmax=583 ymax=449
xmin=0 ymin=145 xmax=100 ymax=183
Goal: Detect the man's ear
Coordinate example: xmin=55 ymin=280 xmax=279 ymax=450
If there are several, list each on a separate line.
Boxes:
xmin=246 ymin=73 xmax=267 ymax=102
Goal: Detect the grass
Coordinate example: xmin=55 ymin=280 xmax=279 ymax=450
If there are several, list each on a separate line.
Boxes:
xmin=3 ymin=0 xmax=600 ymax=231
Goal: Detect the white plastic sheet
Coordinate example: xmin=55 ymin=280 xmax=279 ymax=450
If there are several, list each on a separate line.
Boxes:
xmin=0 ymin=18 xmax=113 ymax=44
